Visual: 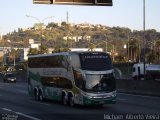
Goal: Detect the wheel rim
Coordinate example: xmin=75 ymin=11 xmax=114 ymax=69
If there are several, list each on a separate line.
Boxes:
xmin=35 ymin=91 xmax=38 ymax=100
xmin=69 ymin=96 xmax=74 ymax=107
xmin=39 ymin=93 xmax=43 ymax=101
xmin=63 ymin=95 xmax=67 ymax=105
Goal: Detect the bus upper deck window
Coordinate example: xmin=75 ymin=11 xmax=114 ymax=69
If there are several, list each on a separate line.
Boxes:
xmin=70 ymin=55 xmax=81 ymax=69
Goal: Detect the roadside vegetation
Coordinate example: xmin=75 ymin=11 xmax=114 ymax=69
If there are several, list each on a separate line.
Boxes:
xmin=0 ymin=22 xmax=160 ymax=77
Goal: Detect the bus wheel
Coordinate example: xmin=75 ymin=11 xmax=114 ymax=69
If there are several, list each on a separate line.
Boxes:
xmin=34 ymin=90 xmax=39 ymax=101
xmin=39 ymin=91 xmax=43 ymax=101
xmin=62 ymin=94 xmax=67 ymax=105
xmin=68 ymin=94 xmax=74 ymax=107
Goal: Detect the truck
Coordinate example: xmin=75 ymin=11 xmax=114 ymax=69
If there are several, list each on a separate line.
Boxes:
xmin=146 ymin=64 xmax=160 ymax=80
xmin=132 ymin=63 xmax=149 ymax=80
xmin=132 ymin=63 xmax=160 ymax=80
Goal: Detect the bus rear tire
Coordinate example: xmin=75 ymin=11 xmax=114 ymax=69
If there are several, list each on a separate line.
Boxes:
xmin=62 ymin=93 xmax=67 ymax=105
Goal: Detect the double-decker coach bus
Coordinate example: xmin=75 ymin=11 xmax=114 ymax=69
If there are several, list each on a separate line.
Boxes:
xmin=27 ymin=51 xmax=116 ymax=106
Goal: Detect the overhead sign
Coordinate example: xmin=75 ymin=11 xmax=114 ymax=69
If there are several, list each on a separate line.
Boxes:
xmin=33 ymin=0 xmax=51 ymax=4
xmin=33 ymin=0 xmax=112 ymax=6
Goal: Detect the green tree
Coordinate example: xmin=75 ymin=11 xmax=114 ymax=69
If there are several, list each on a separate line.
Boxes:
xmin=115 ymin=55 xmax=126 ymax=63
xmin=9 ymin=49 xmax=20 ymax=61
xmin=28 ymin=48 xmax=39 ymax=55
xmin=47 ymin=22 xmax=58 ymax=28
xmin=88 ymin=42 xmax=96 ymax=51
xmin=61 ymin=21 xmax=67 ymax=26
xmin=128 ymin=39 xmax=140 ymax=62
xmin=146 ymin=51 xmax=157 ymax=64
xmin=40 ymin=45 xmax=48 ymax=54
xmin=34 ymin=23 xmax=44 ymax=29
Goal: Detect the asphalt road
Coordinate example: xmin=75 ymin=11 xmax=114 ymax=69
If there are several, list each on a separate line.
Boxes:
xmin=0 ymin=80 xmax=160 ymax=120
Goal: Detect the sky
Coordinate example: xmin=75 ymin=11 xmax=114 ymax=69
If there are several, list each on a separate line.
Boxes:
xmin=0 ymin=0 xmax=160 ymax=35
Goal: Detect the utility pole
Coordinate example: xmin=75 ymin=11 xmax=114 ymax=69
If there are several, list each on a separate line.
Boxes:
xmin=105 ymin=38 xmax=107 ymax=53
xmin=143 ymin=0 xmax=146 ymax=80
xmin=127 ymin=32 xmax=130 ymax=75
xmin=66 ymin=11 xmax=69 ymax=24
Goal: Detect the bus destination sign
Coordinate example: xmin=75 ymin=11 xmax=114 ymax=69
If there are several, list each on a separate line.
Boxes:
xmin=33 ymin=0 xmax=113 ymax=6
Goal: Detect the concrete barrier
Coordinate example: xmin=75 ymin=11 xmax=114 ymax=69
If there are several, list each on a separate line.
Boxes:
xmin=117 ymin=79 xmax=160 ymax=96
xmin=10 ymin=71 xmax=160 ymax=97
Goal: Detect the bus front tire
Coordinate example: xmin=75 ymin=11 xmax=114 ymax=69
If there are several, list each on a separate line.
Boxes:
xmin=34 ymin=90 xmax=39 ymax=101
xmin=68 ymin=94 xmax=74 ymax=107
xmin=39 ymin=91 xmax=44 ymax=101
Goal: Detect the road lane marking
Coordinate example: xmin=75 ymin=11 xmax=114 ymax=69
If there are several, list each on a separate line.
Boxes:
xmin=1 ymin=108 xmax=41 ymax=120
xmin=15 ymin=112 xmax=41 ymax=120
xmin=0 ymin=94 xmax=3 ymax=97
xmin=2 ymin=108 xmax=12 ymax=112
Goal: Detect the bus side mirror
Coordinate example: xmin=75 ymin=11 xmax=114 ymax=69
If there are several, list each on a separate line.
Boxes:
xmin=113 ymin=67 xmax=122 ymax=79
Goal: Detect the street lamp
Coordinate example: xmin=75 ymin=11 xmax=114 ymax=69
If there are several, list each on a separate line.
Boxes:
xmin=26 ymin=15 xmax=54 ymax=53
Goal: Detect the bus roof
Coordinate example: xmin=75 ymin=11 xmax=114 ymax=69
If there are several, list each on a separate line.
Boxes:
xmin=28 ymin=51 xmax=108 ymax=58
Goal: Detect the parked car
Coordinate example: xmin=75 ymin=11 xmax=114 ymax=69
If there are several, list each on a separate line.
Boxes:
xmin=3 ymin=73 xmax=16 ymax=83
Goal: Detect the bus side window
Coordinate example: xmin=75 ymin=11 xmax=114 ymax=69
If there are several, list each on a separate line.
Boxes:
xmin=73 ymin=70 xmax=85 ymax=91
xmin=58 ymin=78 xmax=72 ymax=89
xmin=70 ymin=55 xmax=81 ymax=69
xmin=61 ymin=56 xmax=71 ymax=71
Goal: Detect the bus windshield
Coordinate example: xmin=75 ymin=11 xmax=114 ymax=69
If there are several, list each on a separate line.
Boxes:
xmin=79 ymin=52 xmax=112 ymax=71
xmin=85 ymin=74 xmax=116 ymax=92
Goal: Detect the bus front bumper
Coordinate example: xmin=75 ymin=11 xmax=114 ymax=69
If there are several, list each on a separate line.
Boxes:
xmin=82 ymin=91 xmax=117 ymax=105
